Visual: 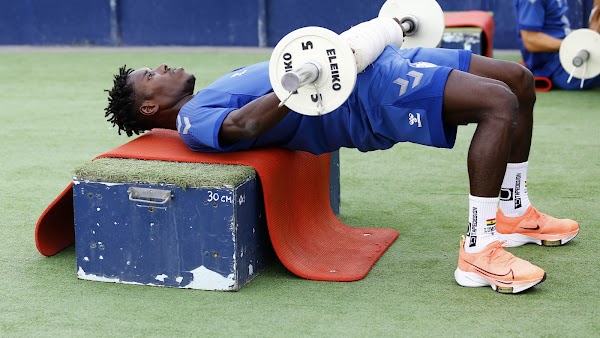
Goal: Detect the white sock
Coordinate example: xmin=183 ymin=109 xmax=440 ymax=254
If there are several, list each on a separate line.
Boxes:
xmin=499 ymin=162 xmax=532 ymax=217
xmin=464 ymin=195 xmax=499 ymax=253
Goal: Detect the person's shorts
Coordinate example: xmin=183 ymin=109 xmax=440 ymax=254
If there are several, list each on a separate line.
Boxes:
xmin=357 ymin=46 xmax=472 ymax=149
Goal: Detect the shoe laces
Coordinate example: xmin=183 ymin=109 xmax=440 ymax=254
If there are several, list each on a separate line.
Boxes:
xmin=529 ymin=207 xmax=542 ymax=220
xmin=524 ymin=206 xmax=549 ymax=223
xmin=486 ymin=241 xmax=516 ymax=266
xmin=527 ymin=208 xmax=550 ymax=229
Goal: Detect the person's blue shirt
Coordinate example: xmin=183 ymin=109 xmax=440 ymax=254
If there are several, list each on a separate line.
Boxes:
xmin=514 ymin=0 xmax=571 ymax=77
xmin=177 ymin=61 xmax=364 ymax=154
xmin=177 ymin=46 xmax=460 ymax=155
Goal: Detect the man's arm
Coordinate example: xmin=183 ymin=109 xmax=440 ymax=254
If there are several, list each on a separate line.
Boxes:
xmin=218 ymin=92 xmax=290 ymax=146
xmin=520 ymin=30 xmax=563 ymax=52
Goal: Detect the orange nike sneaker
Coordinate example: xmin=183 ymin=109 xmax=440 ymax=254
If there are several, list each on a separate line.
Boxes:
xmin=496 ymin=206 xmax=579 ymax=247
xmin=455 ymin=237 xmax=546 ymax=294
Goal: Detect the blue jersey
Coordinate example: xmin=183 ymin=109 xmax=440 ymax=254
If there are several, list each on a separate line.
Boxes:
xmin=177 ymin=46 xmax=471 ymax=154
xmin=177 ymin=61 xmax=360 ymax=154
xmin=514 ymin=0 xmax=571 ymax=77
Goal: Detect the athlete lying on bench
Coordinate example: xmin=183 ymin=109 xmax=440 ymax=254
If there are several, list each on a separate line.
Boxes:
xmin=104 ymin=17 xmax=579 ymax=294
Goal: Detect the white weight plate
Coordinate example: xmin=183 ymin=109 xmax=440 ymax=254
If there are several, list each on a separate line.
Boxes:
xmin=269 ymin=26 xmax=357 ymax=116
xmin=378 ymin=0 xmax=445 ymax=49
xmin=559 ymin=29 xmax=600 ymax=79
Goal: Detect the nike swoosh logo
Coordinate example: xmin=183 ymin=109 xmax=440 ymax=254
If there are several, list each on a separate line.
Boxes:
xmin=519 ymin=224 xmax=540 ymax=230
xmin=464 ymin=260 xmax=515 ymax=284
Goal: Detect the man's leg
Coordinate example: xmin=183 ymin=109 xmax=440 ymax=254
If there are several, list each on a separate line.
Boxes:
xmin=468 ymin=55 xmax=535 ymax=162
xmin=394 ymin=48 xmax=546 ymax=292
xmin=441 ymin=69 xmax=545 ymax=293
xmin=467 ymin=57 xmax=579 ymax=247
xmin=442 ymin=69 xmax=517 ymax=196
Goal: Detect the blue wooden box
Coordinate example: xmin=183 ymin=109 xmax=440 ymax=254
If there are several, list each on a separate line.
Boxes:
xmin=72 ymin=159 xmax=271 ymax=291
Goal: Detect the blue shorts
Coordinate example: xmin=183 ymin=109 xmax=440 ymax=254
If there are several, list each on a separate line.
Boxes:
xmin=357 ymin=46 xmax=472 ymax=149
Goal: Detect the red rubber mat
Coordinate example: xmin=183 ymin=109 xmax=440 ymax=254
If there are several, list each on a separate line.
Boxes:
xmin=534 ymin=76 xmax=553 ymax=92
xmin=445 ymin=11 xmax=495 ymax=57
xmin=520 ymin=61 xmax=553 ymax=92
xmin=35 ymin=129 xmax=399 ymax=281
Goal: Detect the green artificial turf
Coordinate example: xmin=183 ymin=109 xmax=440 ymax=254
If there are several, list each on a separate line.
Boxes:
xmin=1 ymin=48 xmax=599 ymax=337
xmin=74 ymin=158 xmax=256 ymax=188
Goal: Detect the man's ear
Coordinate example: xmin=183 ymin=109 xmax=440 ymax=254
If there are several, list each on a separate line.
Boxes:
xmin=140 ymin=101 xmax=159 ymax=116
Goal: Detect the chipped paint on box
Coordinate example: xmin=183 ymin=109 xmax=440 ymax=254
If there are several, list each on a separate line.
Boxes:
xmin=73 ymin=175 xmax=271 ymax=291
xmin=185 ymin=266 xmax=236 ymax=290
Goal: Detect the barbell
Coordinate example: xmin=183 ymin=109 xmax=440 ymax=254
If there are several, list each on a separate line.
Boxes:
xmin=559 ymin=28 xmax=600 ymax=88
xmin=268 ymin=0 xmax=445 ymax=116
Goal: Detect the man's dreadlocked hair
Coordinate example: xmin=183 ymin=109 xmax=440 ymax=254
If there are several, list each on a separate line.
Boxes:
xmin=104 ymin=65 xmax=148 ymax=137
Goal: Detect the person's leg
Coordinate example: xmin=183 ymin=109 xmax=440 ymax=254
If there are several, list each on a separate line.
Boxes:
xmin=468 ymin=57 xmax=534 ymax=216
xmin=392 ymin=48 xmax=546 ymax=292
xmin=442 ymin=69 xmax=518 ymax=195
xmin=402 ymin=49 xmax=535 ymax=163
xmin=466 ymin=56 xmax=579 ymax=247
xmin=378 ymin=48 xmax=547 ymax=292
xmin=468 ymin=55 xmax=535 ymax=163
xmin=441 ymin=69 xmax=546 ymax=293
xmin=442 ymin=69 xmax=512 ymax=250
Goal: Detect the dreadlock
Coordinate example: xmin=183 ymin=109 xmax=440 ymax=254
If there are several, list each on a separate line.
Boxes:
xmin=104 ymin=65 xmax=149 ymax=137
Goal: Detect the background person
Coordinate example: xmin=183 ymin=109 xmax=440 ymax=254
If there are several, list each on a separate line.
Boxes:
xmin=514 ymin=0 xmax=600 ymax=89
xmin=590 ymin=0 xmax=600 ymax=31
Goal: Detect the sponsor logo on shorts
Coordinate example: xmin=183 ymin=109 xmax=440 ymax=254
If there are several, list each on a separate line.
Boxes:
xmin=230 ymin=69 xmax=247 ymax=77
xmin=394 ymin=71 xmax=424 ymax=97
xmin=410 ymin=61 xmax=437 ymax=68
xmin=408 ymin=113 xmax=422 ymax=128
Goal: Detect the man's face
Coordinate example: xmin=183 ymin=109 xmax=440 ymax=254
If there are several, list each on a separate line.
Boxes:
xmin=128 ymin=64 xmax=196 ymax=112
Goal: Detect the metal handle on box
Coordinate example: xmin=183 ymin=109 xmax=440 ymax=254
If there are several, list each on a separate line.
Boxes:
xmin=127 ymin=187 xmax=172 ymax=205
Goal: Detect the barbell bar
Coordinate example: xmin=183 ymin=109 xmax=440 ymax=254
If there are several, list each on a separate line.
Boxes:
xmin=269 ymin=0 xmax=446 ymax=116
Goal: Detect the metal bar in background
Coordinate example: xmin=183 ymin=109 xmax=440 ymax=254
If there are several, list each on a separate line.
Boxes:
xmin=257 ymin=0 xmax=268 ymax=47
xmin=110 ymin=0 xmax=122 ymax=46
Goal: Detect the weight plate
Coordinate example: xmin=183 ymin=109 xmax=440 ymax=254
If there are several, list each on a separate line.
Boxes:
xmin=378 ymin=0 xmax=445 ymax=49
xmin=559 ymin=29 xmax=600 ymax=80
xmin=269 ymin=26 xmax=357 ymax=116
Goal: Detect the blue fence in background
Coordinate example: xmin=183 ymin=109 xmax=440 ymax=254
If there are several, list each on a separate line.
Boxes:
xmin=0 ymin=0 xmax=595 ymax=49
xmin=0 ymin=0 xmax=112 ymax=45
